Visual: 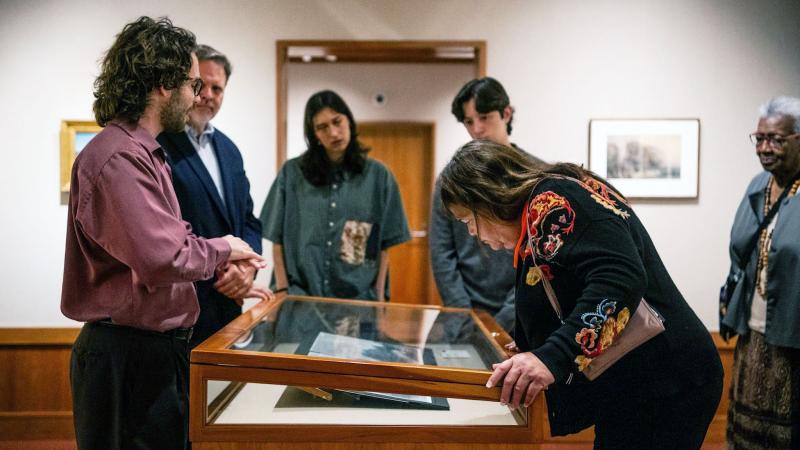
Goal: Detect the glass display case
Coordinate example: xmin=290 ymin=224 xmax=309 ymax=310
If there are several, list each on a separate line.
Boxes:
xmin=189 ymin=295 xmax=548 ymax=448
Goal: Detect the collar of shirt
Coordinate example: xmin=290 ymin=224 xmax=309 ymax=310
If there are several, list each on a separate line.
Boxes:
xmin=183 ymin=122 xmax=226 ymax=204
xmin=111 ymin=119 xmax=161 ymax=155
xmin=185 ymin=123 xmax=216 ymax=148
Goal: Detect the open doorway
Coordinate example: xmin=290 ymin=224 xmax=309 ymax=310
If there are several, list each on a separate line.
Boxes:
xmin=276 ymin=41 xmax=486 ymax=304
xmin=276 ymin=40 xmax=486 ymax=166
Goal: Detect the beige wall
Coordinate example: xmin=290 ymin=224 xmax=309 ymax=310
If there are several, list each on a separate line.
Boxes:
xmin=1 ymin=0 xmax=798 ymax=328
xmin=286 ymin=62 xmax=475 ymax=168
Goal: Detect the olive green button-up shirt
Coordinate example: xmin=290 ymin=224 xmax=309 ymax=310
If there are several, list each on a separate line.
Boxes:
xmin=261 ymin=157 xmax=411 ymax=300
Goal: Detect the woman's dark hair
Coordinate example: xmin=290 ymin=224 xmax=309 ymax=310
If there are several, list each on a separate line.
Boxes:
xmin=93 ymin=16 xmax=197 ymax=126
xmin=299 ymin=90 xmax=369 ymax=186
xmin=451 ymin=77 xmax=514 ymax=135
xmin=440 ymin=140 xmax=615 ymax=223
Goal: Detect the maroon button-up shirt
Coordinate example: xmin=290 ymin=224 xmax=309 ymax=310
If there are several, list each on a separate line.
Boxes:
xmin=61 ymin=121 xmax=231 ymax=332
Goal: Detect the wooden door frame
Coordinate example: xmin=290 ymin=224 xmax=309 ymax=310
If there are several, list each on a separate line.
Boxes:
xmin=275 ymin=40 xmax=487 ymax=168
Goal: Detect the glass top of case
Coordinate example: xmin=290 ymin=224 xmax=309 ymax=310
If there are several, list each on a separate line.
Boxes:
xmin=228 ymin=297 xmax=504 ymax=371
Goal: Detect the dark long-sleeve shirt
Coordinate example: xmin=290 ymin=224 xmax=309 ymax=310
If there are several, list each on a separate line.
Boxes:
xmin=514 ymin=176 xmax=720 ymax=435
xmin=61 ymin=121 xmax=230 ymax=332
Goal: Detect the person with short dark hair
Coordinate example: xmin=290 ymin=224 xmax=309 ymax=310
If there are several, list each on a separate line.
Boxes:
xmin=430 ymin=77 xmax=543 ymax=332
xmin=450 ymin=77 xmax=517 ymax=139
xmin=158 ymin=44 xmax=272 ymax=349
xmin=62 ymin=17 xmax=264 ymax=449
xmin=441 ymin=140 xmax=722 ymax=448
xmin=722 ymin=96 xmax=800 ymax=449
xmin=260 ymin=90 xmax=410 ymax=300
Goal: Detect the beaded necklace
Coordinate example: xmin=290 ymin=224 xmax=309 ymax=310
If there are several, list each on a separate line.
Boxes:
xmin=755 ymin=176 xmax=800 ymax=297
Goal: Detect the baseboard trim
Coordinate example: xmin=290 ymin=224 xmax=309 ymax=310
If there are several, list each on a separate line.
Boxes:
xmin=0 ymin=411 xmax=74 ymax=440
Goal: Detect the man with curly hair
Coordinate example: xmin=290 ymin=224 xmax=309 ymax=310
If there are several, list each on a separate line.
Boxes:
xmin=61 ymin=16 xmax=264 ymax=449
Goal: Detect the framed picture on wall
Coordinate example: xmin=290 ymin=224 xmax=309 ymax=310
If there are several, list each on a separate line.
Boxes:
xmin=588 ymin=119 xmax=700 ymax=199
xmin=60 ymin=120 xmax=101 ymax=192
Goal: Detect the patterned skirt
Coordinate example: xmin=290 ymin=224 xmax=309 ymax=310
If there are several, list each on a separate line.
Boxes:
xmin=727 ymin=330 xmax=800 ymax=449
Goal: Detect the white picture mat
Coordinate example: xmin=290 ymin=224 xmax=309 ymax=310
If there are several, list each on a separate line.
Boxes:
xmin=212 ymin=381 xmax=519 ymax=426
xmin=589 ymin=119 xmax=699 ymax=198
xmin=309 ymin=332 xmax=426 ymax=365
xmin=208 ymin=343 xmax=516 ymax=426
xmin=308 ymin=332 xmax=432 ymax=403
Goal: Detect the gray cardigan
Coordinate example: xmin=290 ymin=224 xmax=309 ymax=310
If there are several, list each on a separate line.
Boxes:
xmin=722 ymin=171 xmax=800 ymax=348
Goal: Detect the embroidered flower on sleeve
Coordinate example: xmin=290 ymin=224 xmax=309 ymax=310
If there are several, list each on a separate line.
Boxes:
xmin=614 ymin=307 xmax=630 ymax=334
xmin=575 ymin=328 xmax=598 ymax=353
xmin=572 ymin=299 xmax=631 ymax=372
xmin=575 ymin=355 xmax=592 ymax=372
xmin=581 ymin=177 xmax=630 ymax=219
xmin=539 ymin=264 xmax=554 ymax=281
xmin=599 ymin=317 xmax=617 ymax=349
xmin=526 ymin=191 xmax=575 ymax=261
xmin=525 ymin=263 xmax=556 ymax=286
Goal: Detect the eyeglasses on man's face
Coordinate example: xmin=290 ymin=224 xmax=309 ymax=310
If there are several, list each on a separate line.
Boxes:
xmin=186 ymin=77 xmax=204 ymax=97
xmin=184 ymin=78 xmax=203 ymax=97
xmin=749 ymin=132 xmax=800 ymax=148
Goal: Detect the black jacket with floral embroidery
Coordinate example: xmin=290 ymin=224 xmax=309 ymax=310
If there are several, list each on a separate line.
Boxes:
xmin=513 ymin=177 xmax=721 ymax=436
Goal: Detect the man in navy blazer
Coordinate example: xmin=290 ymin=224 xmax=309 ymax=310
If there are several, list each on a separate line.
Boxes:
xmin=158 ymin=45 xmax=269 ymax=348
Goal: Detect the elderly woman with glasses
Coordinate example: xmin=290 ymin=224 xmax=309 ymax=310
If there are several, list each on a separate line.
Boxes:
xmin=721 ymin=96 xmax=800 ymax=449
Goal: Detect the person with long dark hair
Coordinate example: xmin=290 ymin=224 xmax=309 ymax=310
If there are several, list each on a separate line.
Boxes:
xmin=439 ymin=140 xmax=722 ymax=448
xmin=260 ymin=90 xmax=410 ymax=300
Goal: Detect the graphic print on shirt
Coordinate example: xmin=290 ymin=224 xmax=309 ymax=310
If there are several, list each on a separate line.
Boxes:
xmin=574 ymin=299 xmax=630 ymax=372
xmin=340 ymin=220 xmax=374 ymax=265
xmin=527 ymin=191 xmax=576 ymax=261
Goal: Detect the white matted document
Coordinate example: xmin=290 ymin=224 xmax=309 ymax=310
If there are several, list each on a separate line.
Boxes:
xmin=296 ymin=332 xmax=448 ymax=409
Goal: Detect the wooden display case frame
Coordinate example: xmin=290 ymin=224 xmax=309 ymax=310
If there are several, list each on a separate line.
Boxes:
xmin=189 ymin=294 xmax=548 ymax=445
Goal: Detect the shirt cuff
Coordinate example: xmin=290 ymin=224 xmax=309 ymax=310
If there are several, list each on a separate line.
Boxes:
xmin=532 ymin=342 xmax=573 ymax=383
xmin=208 ymin=237 xmax=232 ymax=267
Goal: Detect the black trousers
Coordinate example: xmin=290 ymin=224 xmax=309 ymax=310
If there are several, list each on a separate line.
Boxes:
xmin=593 ymin=377 xmax=723 ymax=450
xmin=70 ymin=322 xmax=191 ymax=450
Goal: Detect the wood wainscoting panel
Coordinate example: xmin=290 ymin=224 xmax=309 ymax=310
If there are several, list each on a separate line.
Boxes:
xmin=709 ymin=334 xmax=736 ymax=443
xmin=0 ymin=328 xmax=78 ymax=440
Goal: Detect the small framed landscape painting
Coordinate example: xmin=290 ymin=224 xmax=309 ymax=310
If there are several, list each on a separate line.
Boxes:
xmin=60 ymin=120 xmax=101 ymax=192
xmin=589 ymin=119 xmax=700 ymax=199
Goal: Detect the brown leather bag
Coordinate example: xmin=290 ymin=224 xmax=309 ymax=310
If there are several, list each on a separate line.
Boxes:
xmin=540 ymin=274 xmax=665 ymax=381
